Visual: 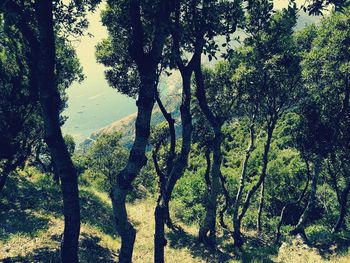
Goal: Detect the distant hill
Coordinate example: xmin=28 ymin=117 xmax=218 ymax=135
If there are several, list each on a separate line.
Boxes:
xmin=81 ymin=72 xmax=183 ymax=149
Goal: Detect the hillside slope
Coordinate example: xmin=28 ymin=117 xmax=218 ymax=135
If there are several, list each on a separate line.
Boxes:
xmin=1 ymin=169 xmax=350 ymax=262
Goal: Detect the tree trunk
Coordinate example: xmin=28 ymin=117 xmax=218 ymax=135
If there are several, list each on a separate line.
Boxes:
xmin=333 ymin=181 xmax=350 ymax=233
xmin=257 ymin=177 xmax=265 ymax=234
xmin=204 ymin=147 xmax=212 ymax=192
xmin=219 ymin=170 xmax=231 ymax=231
xmin=276 ymin=158 xmax=310 ymax=243
xmin=193 ymin=56 xmax=224 ymax=246
xmin=34 ymin=1 xmax=81 ymax=262
xmin=198 ymin=129 xmax=223 ymax=246
xmin=291 ymin=157 xmax=322 ymax=240
xmin=232 ymin=121 xmax=255 ymax=247
xmin=154 ymin=202 xmax=168 ymax=263
xmin=234 ymin=122 xmax=274 ymax=247
xmin=112 ymin=68 xmax=156 ymax=263
xmin=153 ymin=68 xmax=193 ymax=263
xmin=111 ymin=185 xmax=136 ymax=263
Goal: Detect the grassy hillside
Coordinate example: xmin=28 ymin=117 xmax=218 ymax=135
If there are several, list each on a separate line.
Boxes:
xmin=1 ymin=168 xmax=350 ymax=262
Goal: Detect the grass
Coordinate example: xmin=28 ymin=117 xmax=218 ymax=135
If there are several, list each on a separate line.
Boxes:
xmin=1 ymin=169 xmax=350 ymax=262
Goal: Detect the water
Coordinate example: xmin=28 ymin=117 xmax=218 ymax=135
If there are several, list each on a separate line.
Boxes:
xmin=62 ymin=8 xmax=136 ymax=143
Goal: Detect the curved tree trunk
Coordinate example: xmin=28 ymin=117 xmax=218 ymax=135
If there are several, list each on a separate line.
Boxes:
xmin=193 ymin=56 xmax=224 ymax=246
xmin=219 ymin=170 xmax=231 ymax=231
xmin=232 ymin=121 xmax=255 ymax=247
xmin=234 ymin=122 xmax=274 ymax=247
xmin=112 ymin=68 xmax=157 ymax=263
xmin=110 ymin=1 xmax=173 ymax=260
xmin=198 ymin=129 xmax=223 ymax=246
xmin=332 ymin=180 xmax=350 ymax=233
xmin=328 ymin=159 xmax=350 ymax=233
xmin=291 ymin=157 xmax=322 ymax=240
xmin=112 ymin=185 xmax=137 ymax=263
xmin=204 ymin=147 xmax=212 ymax=193
xmin=154 ymin=69 xmax=193 ymax=263
xmin=33 ymin=1 xmax=81 ymax=262
xmin=276 ymin=158 xmax=311 ymax=243
xmin=2 ymin=2 xmax=81 ymax=260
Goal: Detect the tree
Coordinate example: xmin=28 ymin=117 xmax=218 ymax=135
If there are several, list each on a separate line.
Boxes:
xmin=1 ymin=0 xmax=94 ymax=261
xmin=194 ymin=61 xmax=239 ymax=245
xmin=230 ymin=0 xmax=302 ymax=246
xmin=171 ymin=0 xmax=242 ymax=246
xmin=96 ymin=1 xmax=174 ymax=261
xmin=0 ymin=17 xmax=41 ymax=192
xmin=152 ymin=0 xmax=242 ymax=258
xmin=0 ymin=11 xmax=83 ymax=191
xmin=302 ymin=0 xmax=350 ymax=15
xmin=297 ymin=8 xmax=350 ymax=234
xmin=87 ymin=132 xmax=128 ymax=193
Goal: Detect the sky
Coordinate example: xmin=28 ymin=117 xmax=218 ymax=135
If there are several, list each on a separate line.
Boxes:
xmin=61 ymin=0 xmax=315 ymax=143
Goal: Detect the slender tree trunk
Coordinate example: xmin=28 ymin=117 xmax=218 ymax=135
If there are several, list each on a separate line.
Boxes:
xmin=198 ymin=129 xmax=223 ymax=246
xmin=328 ymin=158 xmax=350 ymax=233
xmin=276 ymin=158 xmax=311 ymax=243
xmin=291 ymin=157 xmax=322 ymax=240
xmin=333 ymin=181 xmax=350 ymax=233
xmin=154 ymin=93 xmax=178 ymax=232
xmin=112 ymin=68 xmax=156 ymax=263
xmin=234 ymin=122 xmax=274 ymax=247
xmin=204 ymin=147 xmax=212 ymax=192
xmin=193 ymin=56 xmax=224 ymax=246
xmin=111 ymin=185 xmax=136 ymax=263
xmin=219 ymin=170 xmax=231 ymax=231
xmin=154 ymin=69 xmax=192 ymax=263
xmin=257 ymin=177 xmax=265 ymax=234
xmin=154 ymin=201 xmax=168 ymax=263
xmin=232 ymin=121 xmax=255 ymax=247
xmin=34 ymin=1 xmax=81 ymax=262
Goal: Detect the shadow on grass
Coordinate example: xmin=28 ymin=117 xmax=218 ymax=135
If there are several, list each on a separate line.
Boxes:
xmin=223 ymin=235 xmax=277 ymax=263
xmin=2 ymin=234 xmax=117 ymax=263
xmin=2 ymin=247 xmax=60 ymax=263
xmin=1 ymin=175 xmax=118 ymax=238
xmin=79 ymin=189 xmax=117 ymax=236
xmin=166 ymin=227 xmax=279 ymax=262
xmin=307 ymin=229 xmax=350 ymax=259
xmin=0 ymin=209 xmax=50 ymax=241
xmin=166 ymin=229 xmax=233 ymax=262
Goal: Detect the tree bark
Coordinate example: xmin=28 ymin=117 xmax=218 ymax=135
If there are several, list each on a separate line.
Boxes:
xmin=332 ymin=180 xmax=350 ymax=233
xmin=257 ymin=177 xmax=265 ymax=234
xmin=33 ymin=1 xmax=82 ymax=262
xmin=193 ymin=56 xmax=224 ymax=246
xmin=219 ymin=170 xmax=231 ymax=231
xmin=275 ymin=157 xmax=311 ymax=243
xmin=291 ymin=157 xmax=322 ymax=240
xmin=111 ymin=185 xmax=137 ymax=263
xmin=232 ymin=121 xmax=255 ymax=247
xmin=198 ymin=129 xmax=223 ymax=246
xmin=112 ymin=68 xmax=157 ymax=263
xmin=111 ymin=1 xmax=173 ymax=261
xmin=154 ymin=68 xmax=193 ymax=263
xmin=327 ymin=159 xmax=350 ymax=233
xmin=234 ymin=121 xmax=274 ymax=247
